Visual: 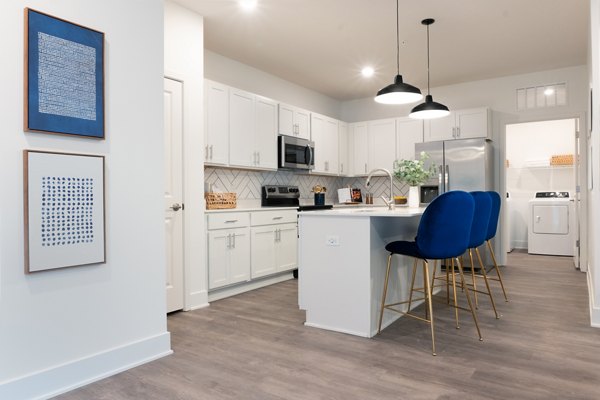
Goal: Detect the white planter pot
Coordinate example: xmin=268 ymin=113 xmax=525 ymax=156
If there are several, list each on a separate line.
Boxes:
xmin=408 ymin=186 xmax=420 ymax=208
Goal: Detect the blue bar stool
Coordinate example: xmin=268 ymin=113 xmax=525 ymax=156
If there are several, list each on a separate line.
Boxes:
xmin=465 ymin=191 xmax=500 ymax=318
xmin=377 ymin=191 xmax=483 ymax=356
xmin=484 ymin=191 xmax=509 ymax=302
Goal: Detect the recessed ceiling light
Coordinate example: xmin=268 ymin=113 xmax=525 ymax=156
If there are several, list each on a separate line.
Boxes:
xmin=361 ymin=66 xmax=374 ymax=78
xmin=544 ymin=87 xmax=555 ymax=96
xmin=239 ymin=0 xmax=257 ymax=11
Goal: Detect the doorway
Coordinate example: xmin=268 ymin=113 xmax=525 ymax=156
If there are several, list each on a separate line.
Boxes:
xmin=164 ymin=77 xmax=185 ymax=312
xmin=504 ymin=118 xmax=580 ymax=268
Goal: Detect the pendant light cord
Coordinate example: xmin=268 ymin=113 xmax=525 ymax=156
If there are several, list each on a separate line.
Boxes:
xmin=396 ymin=0 xmax=399 ymax=75
xmin=426 ymin=22 xmax=430 ymax=95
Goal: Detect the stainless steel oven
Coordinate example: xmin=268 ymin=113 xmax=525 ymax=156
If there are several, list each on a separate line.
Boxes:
xmin=278 ymin=135 xmax=315 ymax=170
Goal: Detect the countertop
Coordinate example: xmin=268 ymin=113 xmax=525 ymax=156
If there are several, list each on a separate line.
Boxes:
xmin=299 ymin=205 xmax=425 ymax=217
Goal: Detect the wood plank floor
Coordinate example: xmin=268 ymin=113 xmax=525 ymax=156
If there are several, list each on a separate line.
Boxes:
xmin=56 ymin=251 xmax=600 ymax=399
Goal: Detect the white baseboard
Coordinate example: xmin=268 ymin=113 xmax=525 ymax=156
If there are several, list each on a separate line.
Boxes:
xmin=588 ymin=265 xmax=600 ymax=327
xmin=0 ymin=332 xmax=172 ymax=400
xmin=208 ymin=272 xmax=294 ymax=302
xmin=186 ymin=289 xmax=209 ymax=311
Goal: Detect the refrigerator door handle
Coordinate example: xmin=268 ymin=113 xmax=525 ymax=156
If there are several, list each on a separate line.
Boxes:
xmin=445 ymin=165 xmax=450 ymax=190
xmin=438 ymin=165 xmax=444 ymax=193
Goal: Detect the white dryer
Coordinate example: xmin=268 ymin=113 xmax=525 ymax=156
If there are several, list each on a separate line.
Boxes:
xmin=528 ymin=192 xmax=575 ymax=256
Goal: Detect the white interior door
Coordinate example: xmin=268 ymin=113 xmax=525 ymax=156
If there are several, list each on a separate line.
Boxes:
xmin=164 ymin=77 xmax=184 ymax=313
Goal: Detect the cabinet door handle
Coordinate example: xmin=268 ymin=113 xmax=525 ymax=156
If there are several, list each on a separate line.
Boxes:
xmin=232 ymin=233 xmax=236 ymax=248
xmin=364 ymin=163 xmax=367 ymax=174
xmin=257 ymin=151 xmax=260 ymax=165
xmin=225 ymin=219 xmax=238 ymax=223
xmin=273 ymin=216 xmax=283 ymax=220
xmin=205 ymin=145 xmax=209 ymax=160
xmin=457 ymin=127 xmax=460 ymax=138
xmin=210 ymin=145 xmax=214 ymax=159
xmin=227 ymin=233 xmax=231 ymax=249
xmin=340 ymin=163 xmax=343 ymax=173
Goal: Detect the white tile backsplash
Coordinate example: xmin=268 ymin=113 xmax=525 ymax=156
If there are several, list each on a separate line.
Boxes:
xmin=205 ymin=167 xmax=410 ymax=205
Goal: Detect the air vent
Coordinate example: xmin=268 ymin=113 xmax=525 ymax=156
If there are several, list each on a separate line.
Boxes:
xmin=516 ymin=83 xmax=567 ymax=110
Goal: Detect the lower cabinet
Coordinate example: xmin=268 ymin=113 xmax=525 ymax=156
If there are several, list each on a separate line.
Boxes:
xmin=207 ymin=209 xmax=297 ymax=291
xmin=207 ymin=227 xmax=250 ymax=289
xmin=251 ymin=223 xmax=298 ymax=279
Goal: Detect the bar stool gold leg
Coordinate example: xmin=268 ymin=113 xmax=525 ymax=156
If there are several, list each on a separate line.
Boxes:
xmin=468 ymin=249 xmax=478 ymax=308
xmin=455 ymin=257 xmax=483 ymax=341
xmin=423 ymin=262 xmax=429 ymax=320
xmin=446 ymin=259 xmax=450 ymax=304
xmin=378 ymin=254 xmax=393 ymax=334
xmin=407 ymin=258 xmax=418 ymax=312
xmin=431 ymin=260 xmax=437 ymax=297
xmin=476 ymin=248 xmax=500 ymax=319
xmin=487 ymin=240 xmax=509 ymax=302
xmin=451 ymin=258 xmax=459 ymax=329
xmin=423 ymin=260 xmax=436 ymax=356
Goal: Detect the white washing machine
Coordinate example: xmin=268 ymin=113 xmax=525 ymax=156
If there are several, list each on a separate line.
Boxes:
xmin=528 ymin=191 xmax=575 ymax=256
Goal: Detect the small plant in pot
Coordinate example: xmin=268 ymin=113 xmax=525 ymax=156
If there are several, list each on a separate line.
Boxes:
xmin=393 ymin=152 xmax=436 ymax=207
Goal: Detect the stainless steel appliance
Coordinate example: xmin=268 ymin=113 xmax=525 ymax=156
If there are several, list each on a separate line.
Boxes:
xmin=261 ymin=185 xmax=333 ymax=210
xmin=277 ymin=135 xmax=315 ymax=170
xmin=416 ymin=138 xmax=493 ymax=203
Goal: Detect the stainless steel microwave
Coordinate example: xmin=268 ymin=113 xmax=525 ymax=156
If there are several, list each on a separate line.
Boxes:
xmin=278 ymin=135 xmax=315 ymax=170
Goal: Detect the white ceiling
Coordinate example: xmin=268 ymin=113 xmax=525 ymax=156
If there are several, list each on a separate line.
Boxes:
xmin=173 ymin=0 xmax=589 ymax=101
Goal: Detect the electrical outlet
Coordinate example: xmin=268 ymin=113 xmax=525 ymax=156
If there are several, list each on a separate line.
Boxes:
xmin=326 ymin=235 xmax=340 ymax=246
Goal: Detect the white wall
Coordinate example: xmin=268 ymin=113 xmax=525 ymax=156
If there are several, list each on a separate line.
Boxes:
xmin=588 ymin=0 xmax=600 ymax=327
xmin=0 ymin=1 xmax=170 ymax=398
xmin=164 ymin=1 xmax=207 ymax=310
xmin=340 ymin=65 xmax=589 ymax=123
xmin=506 ymin=119 xmax=577 ymax=249
xmin=205 ymin=50 xmax=341 ymax=119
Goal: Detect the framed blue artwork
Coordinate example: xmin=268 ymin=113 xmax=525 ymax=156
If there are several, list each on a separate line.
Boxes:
xmin=24 ymin=150 xmax=106 ymax=273
xmin=25 ymin=8 xmax=105 ymax=139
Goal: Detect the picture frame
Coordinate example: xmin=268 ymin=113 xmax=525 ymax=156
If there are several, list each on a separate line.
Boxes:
xmin=23 ymin=150 xmax=106 ymax=273
xmin=24 ymin=8 xmax=105 ymax=139
xmin=351 ymin=188 xmax=363 ymax=203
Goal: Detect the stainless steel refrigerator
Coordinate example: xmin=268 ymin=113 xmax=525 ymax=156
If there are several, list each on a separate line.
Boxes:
xmin=415 ymin=138 xmax=493 ymax=203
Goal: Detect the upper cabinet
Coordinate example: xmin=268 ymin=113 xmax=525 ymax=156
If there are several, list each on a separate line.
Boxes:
xmin=350 ymin=122 xmax=368 ymax=176
xmin=367 ymin=118 xmax=397 ymax=173
xmin=396 ymin=118 xmax=424 ymax=161
xmin=311 ymin=113 xmax=339 ymax=175
xmin=204 ymin=80 xmax=230 ymax=166
xmin=279 ymin=103 xmax=311 ymax=140
xmin=425 ymin=107 xmax=490 ymax=142
xmin=227 ymin=88 xmax=278 ymax=171
xmin=338 ymin=122 xmax=349 ymax=176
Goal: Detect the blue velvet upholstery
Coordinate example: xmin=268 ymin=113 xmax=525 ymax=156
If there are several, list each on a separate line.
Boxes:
xmin=385 ymin=191 xmax=475 ymax=260
xmin=485 ymin=191 xmax=501 ymax=241
xmin=468 ymin=192 xmax=492 ymax=248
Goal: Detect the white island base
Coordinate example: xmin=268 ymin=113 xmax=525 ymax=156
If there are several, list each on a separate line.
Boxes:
xmin=299 ymin=207 xmax=440 ymax=338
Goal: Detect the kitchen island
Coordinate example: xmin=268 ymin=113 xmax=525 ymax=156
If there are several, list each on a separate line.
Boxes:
xmin=298 ymin=206 xmax=430 ymax=338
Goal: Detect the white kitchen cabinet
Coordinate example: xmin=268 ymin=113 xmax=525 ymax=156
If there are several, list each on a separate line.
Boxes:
xmin=396 ymin=118 xmax=424 ymax=161
xmin=251 ymin=222 xmax=297 ymax=279
xmin=229 ymin=89 xmax=278 ymax=170
xmin=279 ymin=103 xmax=311 ymax=140
xmin=204 ymin=80 xmax=229 ymax=165
xmin=338 ymin=122 xmax=349 ymax=176
xmin=311 ymin=113 xmax=339 ymax=175
xmin=350 ymin=122 xmax=368 ymax=176
xmin=368 ymin=118 xmax=397 ymax=173
xmin=208 ymin=227 xmax=251 ymax=290
xmin=254 ymin=96 xmax=278 ymax=169
xmin=425 ymin=107 xmax=490 ymax=141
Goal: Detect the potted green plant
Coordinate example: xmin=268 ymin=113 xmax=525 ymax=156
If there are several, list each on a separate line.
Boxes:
xmin=393 ymin=152 xmax=436 ymax=207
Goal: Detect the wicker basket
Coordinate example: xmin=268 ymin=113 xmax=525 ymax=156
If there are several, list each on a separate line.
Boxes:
xmin=550 ymin=154 xmax=574 ymax=166
xmin=205 ymin=192 xmax=237 ymax=210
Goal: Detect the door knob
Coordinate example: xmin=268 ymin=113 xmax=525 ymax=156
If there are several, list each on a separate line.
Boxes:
xmin=171 ymin=203 xmax=182 ymax=211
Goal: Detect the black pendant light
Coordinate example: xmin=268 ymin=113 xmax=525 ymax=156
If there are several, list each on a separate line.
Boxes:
xmin=374 ymin=0 xmax=422 ymax=105
xmin=409 ymin=18 xmax=450 ymax=119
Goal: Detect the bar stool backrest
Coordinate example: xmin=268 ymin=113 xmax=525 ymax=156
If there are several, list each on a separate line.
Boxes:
xmin=415 ymin=190 xmax=475 ymax=260
xmin=485 ymin=191 xmax=501 ymax=241
xmin=468 ymin=191 xmax=492 ymax=248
